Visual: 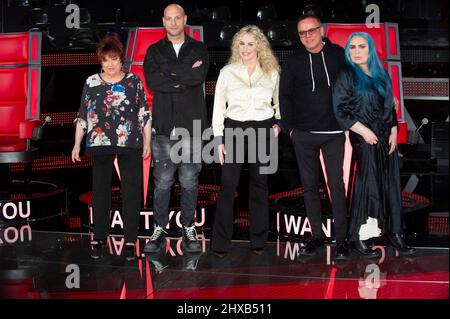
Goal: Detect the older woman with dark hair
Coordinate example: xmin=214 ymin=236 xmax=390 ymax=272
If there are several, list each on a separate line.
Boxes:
xmin=72 ymin=35 xmax=152 ymax=259
xmin=333 ymin=32 xmax=415 ymax=256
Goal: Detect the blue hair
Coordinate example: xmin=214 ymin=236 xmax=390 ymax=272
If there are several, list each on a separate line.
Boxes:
xmin=344 ymin=32 xmax=392 ymax=104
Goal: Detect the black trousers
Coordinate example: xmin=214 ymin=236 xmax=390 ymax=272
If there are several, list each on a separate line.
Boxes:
xmin=291 ymin=131 xmax=348 ymax=242
xmin=211 ymin=118 xmax=274 ymax=252
xmin=92 ymin=153 xmax=143 ymax=242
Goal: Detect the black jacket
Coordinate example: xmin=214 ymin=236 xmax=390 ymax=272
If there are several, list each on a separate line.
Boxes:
xmin=143 ymin=35 xmax=209 ymax=137
xmin=333 ymin=66 xmax=397 ymax=132
xmin=279 ymin=38 xmax=346 ymax=133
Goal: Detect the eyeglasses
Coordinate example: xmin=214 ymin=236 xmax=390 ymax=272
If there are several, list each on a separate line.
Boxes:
xmin=298 ymin=25 xmax=321 ymax=38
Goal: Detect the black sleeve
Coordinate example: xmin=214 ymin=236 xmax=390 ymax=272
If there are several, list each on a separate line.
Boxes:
xmin=143 ymin=46 xmax=184 ymax=93
xmin=391 ymin=107 xmax=398 ymax=128
xmin=279 ymin=58 xmax=295 ymax=134
xmin=333 ymin=69 xmax=358 ymax=130
xmin=74 ymin=80 xmax=89 ymax=132
xmin=169 ymin=42 xmax=210 ymax=87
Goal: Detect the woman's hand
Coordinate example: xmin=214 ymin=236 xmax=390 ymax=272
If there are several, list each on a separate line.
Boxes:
xmin=272 ymin=124 xmax=281 ymax=138
xmin=142 ymin=143 xmax=151 ymax=159
xmin=362 ymin=128 xmax=378 ymax=145
xmin=218 ymin=143 xmax=226 ymax=165
xmin=71 ymin=145 xmax=81 ymax=163
xmin=388 ymin=126 xmax=398 ymax=155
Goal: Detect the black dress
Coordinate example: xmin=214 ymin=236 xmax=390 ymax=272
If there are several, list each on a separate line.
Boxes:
xmin=333 ymin=67 xmax=403 ymax=241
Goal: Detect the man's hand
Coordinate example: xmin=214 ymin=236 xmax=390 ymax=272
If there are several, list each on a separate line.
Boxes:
xmin=192 ymin=60 xmax=203 ymax=68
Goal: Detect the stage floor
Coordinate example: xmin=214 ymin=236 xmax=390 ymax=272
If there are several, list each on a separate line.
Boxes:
xmin=1 ymin=230 xmax=448 ymax=299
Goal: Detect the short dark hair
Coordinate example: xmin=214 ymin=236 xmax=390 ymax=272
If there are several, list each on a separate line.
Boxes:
xmin=96 ymin=35 xmax=124 ymax=63
xmin=297 ymin=13 xmax=322 ymax=25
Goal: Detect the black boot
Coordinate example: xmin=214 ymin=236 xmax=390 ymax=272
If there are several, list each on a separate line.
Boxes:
xmin=353 ymin=239 xmax=380 ymax=258
xmin=388 ymin=233 xmax=416 ymax=256
xmin=335 ymin=241 xmax=351 ymax=261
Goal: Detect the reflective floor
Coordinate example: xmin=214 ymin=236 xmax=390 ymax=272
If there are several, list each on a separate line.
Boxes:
xmin=1 ymin=230 xmax=448 ymax=299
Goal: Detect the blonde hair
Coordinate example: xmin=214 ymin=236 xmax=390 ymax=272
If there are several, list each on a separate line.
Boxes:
xmin=228 ymin=25 xmax=280 ymax=76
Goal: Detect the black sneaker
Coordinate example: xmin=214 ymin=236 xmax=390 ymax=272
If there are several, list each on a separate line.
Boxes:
xmin=144 ymin=225 xmax=167 ymax=254
xmin=298 ymin=236 xmax=325 ymax=256
xmin=182 ymin=224 xmax=202 ymax=253
xmin=183 ymin=251 xmax=202 ymax=271
xmin=146 ymin=251 xmax=168 ymax=274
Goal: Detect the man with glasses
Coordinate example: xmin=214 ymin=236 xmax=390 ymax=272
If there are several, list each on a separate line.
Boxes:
xmin=279 ymin=14 xmax=349 ymax=260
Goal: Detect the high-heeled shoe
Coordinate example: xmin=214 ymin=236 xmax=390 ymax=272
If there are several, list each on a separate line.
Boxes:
xmin=352 ymin=239 xmax=380 ymax=258
xmin=388 ymin=233 xmax=416 ymax=256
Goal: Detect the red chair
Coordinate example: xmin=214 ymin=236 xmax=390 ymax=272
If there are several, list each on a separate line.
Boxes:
xmin=0 ymin=32 xmax=42 ymax=164
xmin=0 ymin=32 xmax=42 ymax=197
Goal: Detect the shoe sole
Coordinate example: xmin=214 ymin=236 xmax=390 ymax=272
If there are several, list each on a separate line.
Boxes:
xmin=298 ymin=249 xmax=319 ymax=256
xmin=335 ymin=254 xmax=352 ymax=261
xmin=144 ymin=242 xmax=165 ymax=254
xmin=355 ymin=250 xmax=381 ymax=259
xmin=182 ymin=242 xmax=202 ymax=253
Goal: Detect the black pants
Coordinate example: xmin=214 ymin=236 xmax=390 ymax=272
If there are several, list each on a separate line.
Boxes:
xmin=92 ymin=153 xmax=143 ymax=242
xmin=211 ymin=118 xmax=274 ymax=252
xmin=291 ymin=131 xmax=348 ymax=242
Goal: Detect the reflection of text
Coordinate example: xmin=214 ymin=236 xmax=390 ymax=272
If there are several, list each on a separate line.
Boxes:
xmin=0 ymin=225 xmax=32 ymax=244
xmin=105 ymin=235 xmax=208 ymax=256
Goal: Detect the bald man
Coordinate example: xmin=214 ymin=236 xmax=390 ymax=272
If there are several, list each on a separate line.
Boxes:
xmin=143 ymin=4 xmax=209 ymax=254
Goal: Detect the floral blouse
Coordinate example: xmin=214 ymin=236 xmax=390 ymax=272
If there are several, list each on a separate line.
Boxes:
xmin=75 ymin=72 xmax=151 ymax=155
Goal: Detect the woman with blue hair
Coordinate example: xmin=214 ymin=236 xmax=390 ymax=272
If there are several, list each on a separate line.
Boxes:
xmin=333 ymin=32 xmax=415 ymax=256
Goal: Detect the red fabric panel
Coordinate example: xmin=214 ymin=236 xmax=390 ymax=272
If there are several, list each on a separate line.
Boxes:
xmin=325 ymin=24 xmax=387 ymax=59
xmin=0 ymin=33 xmax=29 ymax=66
xmin=0 ymin=67 xmax=28 ymax=101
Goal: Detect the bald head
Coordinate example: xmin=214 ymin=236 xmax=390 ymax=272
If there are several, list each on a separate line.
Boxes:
xmin=164 ymin=3 xmax=185 ymax=17
xmin=163 ymin=3 xmax=187 ymax=43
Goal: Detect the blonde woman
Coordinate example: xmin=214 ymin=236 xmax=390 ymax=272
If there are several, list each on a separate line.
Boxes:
xmin=211 ymin=25 xmax=281 ymax=257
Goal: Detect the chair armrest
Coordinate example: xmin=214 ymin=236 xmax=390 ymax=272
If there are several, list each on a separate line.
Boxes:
xmin=19 ymin=120 xmax=40 ymax=139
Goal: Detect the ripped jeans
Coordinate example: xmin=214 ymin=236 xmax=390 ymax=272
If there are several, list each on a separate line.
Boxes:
xmin=151 ymin=135 xmax=202 ymax=227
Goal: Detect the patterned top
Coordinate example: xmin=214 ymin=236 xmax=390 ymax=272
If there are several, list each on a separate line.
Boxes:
xmin=75 ymin=72 xmax=151 ymax=155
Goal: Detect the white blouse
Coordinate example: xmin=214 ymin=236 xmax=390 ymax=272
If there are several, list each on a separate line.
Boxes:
xmin=212 ymin=63 xmax=280 ymax=138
